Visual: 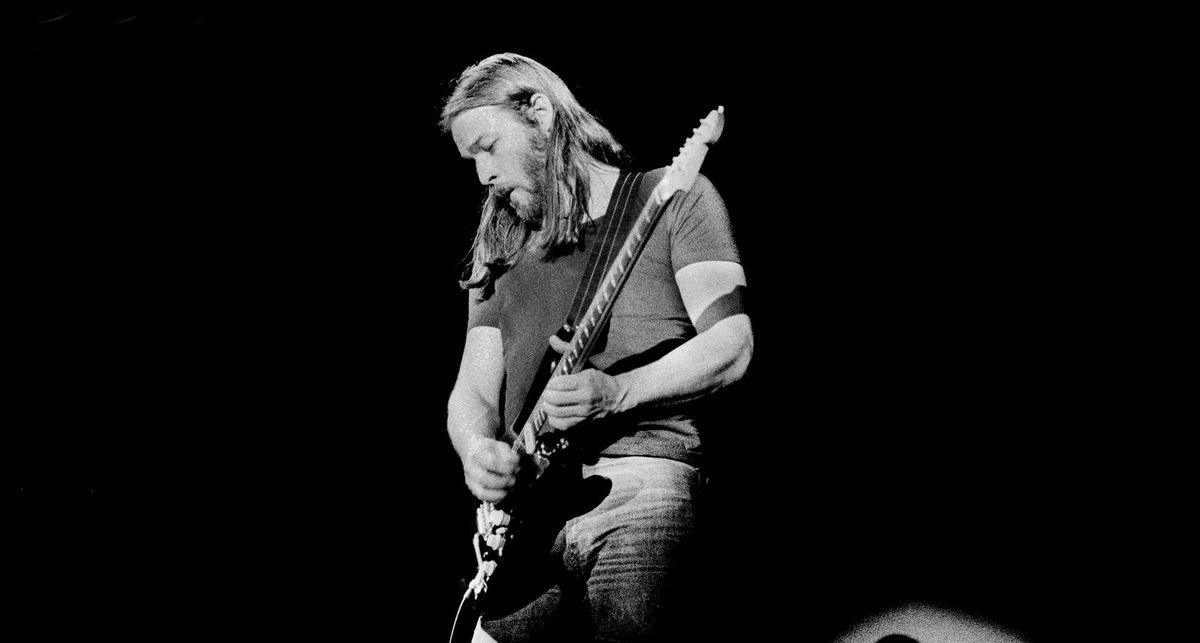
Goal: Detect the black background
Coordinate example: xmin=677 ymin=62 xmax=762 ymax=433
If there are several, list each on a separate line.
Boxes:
xmin=10 ymin=5 xmax=1097 ymax=641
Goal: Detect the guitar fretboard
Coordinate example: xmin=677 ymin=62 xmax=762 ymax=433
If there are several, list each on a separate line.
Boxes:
xmin=506 ymin=105 xmax=724 ymax=457
xmin=513 ymin=188 xmax=671 ymax=456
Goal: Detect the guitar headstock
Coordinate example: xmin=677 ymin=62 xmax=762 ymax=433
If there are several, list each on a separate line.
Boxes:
xmin=654 ymin=106 xmax=725 ymax=203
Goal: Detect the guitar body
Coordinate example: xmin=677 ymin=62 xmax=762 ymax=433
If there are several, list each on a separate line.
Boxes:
xmin=450 ymin=451 xmax=613 ymax=643
xmin=472 ymin=455 xmax=611 ymax=619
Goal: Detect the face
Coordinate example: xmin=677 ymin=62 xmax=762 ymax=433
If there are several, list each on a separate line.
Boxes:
xmin=451 ymin=105 xmax=547 ymax=222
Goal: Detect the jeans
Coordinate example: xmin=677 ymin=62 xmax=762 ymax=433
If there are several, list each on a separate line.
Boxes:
xmin=476 ymin=455 xmax=704 ymax=642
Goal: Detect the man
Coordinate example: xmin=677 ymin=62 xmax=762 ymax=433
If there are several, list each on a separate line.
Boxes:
xmin=442 ymin=53 xmax=752 ymax=642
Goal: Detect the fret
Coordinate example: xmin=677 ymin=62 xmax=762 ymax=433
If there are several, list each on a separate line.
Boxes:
xmin=509 ymin=106 xmax=725 ymax=458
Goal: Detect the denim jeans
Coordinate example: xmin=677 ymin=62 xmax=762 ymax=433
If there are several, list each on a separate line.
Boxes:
xmin=475 ymin=455 xmax=704 ymax=642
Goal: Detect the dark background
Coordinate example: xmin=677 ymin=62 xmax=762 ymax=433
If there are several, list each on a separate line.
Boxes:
xmin=11 ymin=5 xmax=1095 ymax=641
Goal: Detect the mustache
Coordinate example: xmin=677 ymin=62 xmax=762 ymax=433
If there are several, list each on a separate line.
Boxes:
xmin=487 ymin=187 xmax=515 ymax=211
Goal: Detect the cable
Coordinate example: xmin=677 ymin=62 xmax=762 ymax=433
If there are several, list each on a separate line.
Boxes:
xmin=447 ymin=586 xmax=474 ymax=643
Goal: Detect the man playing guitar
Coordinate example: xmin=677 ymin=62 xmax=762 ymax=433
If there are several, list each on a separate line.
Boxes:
xmin=441 ymin=53 xmax=752 ymax=642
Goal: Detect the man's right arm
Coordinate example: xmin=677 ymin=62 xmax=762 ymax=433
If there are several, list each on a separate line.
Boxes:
xmin=447 ymin=326 xmax=522 ymax=503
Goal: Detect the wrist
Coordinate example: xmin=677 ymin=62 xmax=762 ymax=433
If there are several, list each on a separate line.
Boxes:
xmin=457 ymin=430 xmax=489 ymax=460
xmin=612 ymin=371 xmax=638 ymax=414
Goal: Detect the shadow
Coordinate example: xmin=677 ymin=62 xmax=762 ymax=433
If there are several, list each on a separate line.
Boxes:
xmin=694 ymin=284 xmax=748 ymax=333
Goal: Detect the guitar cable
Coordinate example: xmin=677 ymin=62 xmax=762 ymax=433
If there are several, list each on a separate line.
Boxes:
xmin=450 ymin=535 xmax=490 ymax=643
xmin=448 ymin=586 xmax=473 ymax=643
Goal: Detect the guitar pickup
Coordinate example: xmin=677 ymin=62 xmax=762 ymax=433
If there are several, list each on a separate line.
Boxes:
xmin=535 ymin=435 xmax=570 ymax=458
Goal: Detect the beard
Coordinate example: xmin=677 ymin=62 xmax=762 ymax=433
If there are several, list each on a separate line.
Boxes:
xmin=489 ymin=132 xmax=549 ymax=226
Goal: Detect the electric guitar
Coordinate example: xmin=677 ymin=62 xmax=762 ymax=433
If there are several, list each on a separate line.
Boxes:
xmin=449 ymin=106 xmax=726 ymax=642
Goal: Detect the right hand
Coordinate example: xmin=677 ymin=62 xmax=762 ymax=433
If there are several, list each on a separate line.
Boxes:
xmin=462 ymin=436 xmax=523 ymax=503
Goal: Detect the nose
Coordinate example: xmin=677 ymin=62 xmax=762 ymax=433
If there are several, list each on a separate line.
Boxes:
xmin=475 ymin=157 xmax=498 ymax=187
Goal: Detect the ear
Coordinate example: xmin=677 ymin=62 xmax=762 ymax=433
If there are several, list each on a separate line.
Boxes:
xmin=526 ymin=93 xmax=554 ymax=137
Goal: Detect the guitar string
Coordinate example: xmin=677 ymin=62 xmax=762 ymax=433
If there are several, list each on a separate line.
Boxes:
xmin=504 ymin=116 xmax=717 ymax=451
xmin=520 ymin=190 xmax=660 ymax=453
xmin=565 ymin=172 xmax=642 ymax=367
xmin=574 ymin=171 xmax=637 ymax=330
xmin=510 ymin=174 xmax=629 ymax=452
xmin=512 ymin=172 xmax=639 ymax=453
xmin=568 ymin=171 xmax=639 ymax=351
xmin=558 ymin=171 xmax=630 ymax=349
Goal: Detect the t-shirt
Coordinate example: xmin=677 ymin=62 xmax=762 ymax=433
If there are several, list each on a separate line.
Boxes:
xmin=466 ymin=167 xmax=739 ymax=467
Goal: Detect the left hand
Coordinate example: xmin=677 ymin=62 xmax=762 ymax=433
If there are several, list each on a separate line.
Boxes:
xmin=542 ymin=333 xmax=626 ymax=430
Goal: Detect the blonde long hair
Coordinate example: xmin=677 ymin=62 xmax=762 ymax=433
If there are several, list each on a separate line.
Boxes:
xmin=440 ymin=53 xmax=626 ymax=295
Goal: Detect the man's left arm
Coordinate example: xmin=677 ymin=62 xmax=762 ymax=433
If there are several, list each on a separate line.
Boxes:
xmin=542 ymin=260 xmax=752 ymax=428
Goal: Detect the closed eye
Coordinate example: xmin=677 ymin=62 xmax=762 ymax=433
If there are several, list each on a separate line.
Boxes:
xmin=458 ymin=136 xmax=495 ymax=160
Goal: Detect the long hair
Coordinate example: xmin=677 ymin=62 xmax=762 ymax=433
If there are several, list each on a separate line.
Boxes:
xmin=440 ymin=53 xmax=627 ymax=295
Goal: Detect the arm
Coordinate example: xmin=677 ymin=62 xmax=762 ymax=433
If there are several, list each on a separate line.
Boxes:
xmin=447 ymin=326 xmax=523 ymax=503
xmin=542 ymin=260 xmax=753 ymax=428
xmin=615 ymin=259 xmax=753 ymax=409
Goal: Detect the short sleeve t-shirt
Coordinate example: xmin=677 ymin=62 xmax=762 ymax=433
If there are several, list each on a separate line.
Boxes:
xmin=467 ymin=168 xmax=739 ymax=467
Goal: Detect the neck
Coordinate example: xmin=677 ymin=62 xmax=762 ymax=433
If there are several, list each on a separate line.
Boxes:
xmin=586 ymin=161 xmax=620 ymax=221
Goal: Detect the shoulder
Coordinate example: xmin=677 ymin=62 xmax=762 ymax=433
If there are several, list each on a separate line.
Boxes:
xmin=633 ymin=167 xmax=720 ymax=201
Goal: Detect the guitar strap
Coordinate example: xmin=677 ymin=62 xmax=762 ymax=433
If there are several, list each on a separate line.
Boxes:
xmin=563 ymin=171 xmax=647 ymax=339
xmin=510 ymin=171 xmax=648 ymax=434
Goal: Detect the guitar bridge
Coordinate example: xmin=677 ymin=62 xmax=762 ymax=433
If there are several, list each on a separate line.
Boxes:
xmin=476 ymin=503 xmax=512 ymax=554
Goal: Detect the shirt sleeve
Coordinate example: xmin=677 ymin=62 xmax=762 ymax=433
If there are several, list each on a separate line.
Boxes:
xmin=666 ymin=173 xmax=741 ymax=272
xmin=466 ymin=287 xmax=500 ymax=330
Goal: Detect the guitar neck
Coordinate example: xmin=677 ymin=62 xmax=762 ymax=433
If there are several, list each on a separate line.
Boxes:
xmin=513 ymin=188 xmax=671 ymax=455
xmin=508 ymin=106 xmax=725 ymax=457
